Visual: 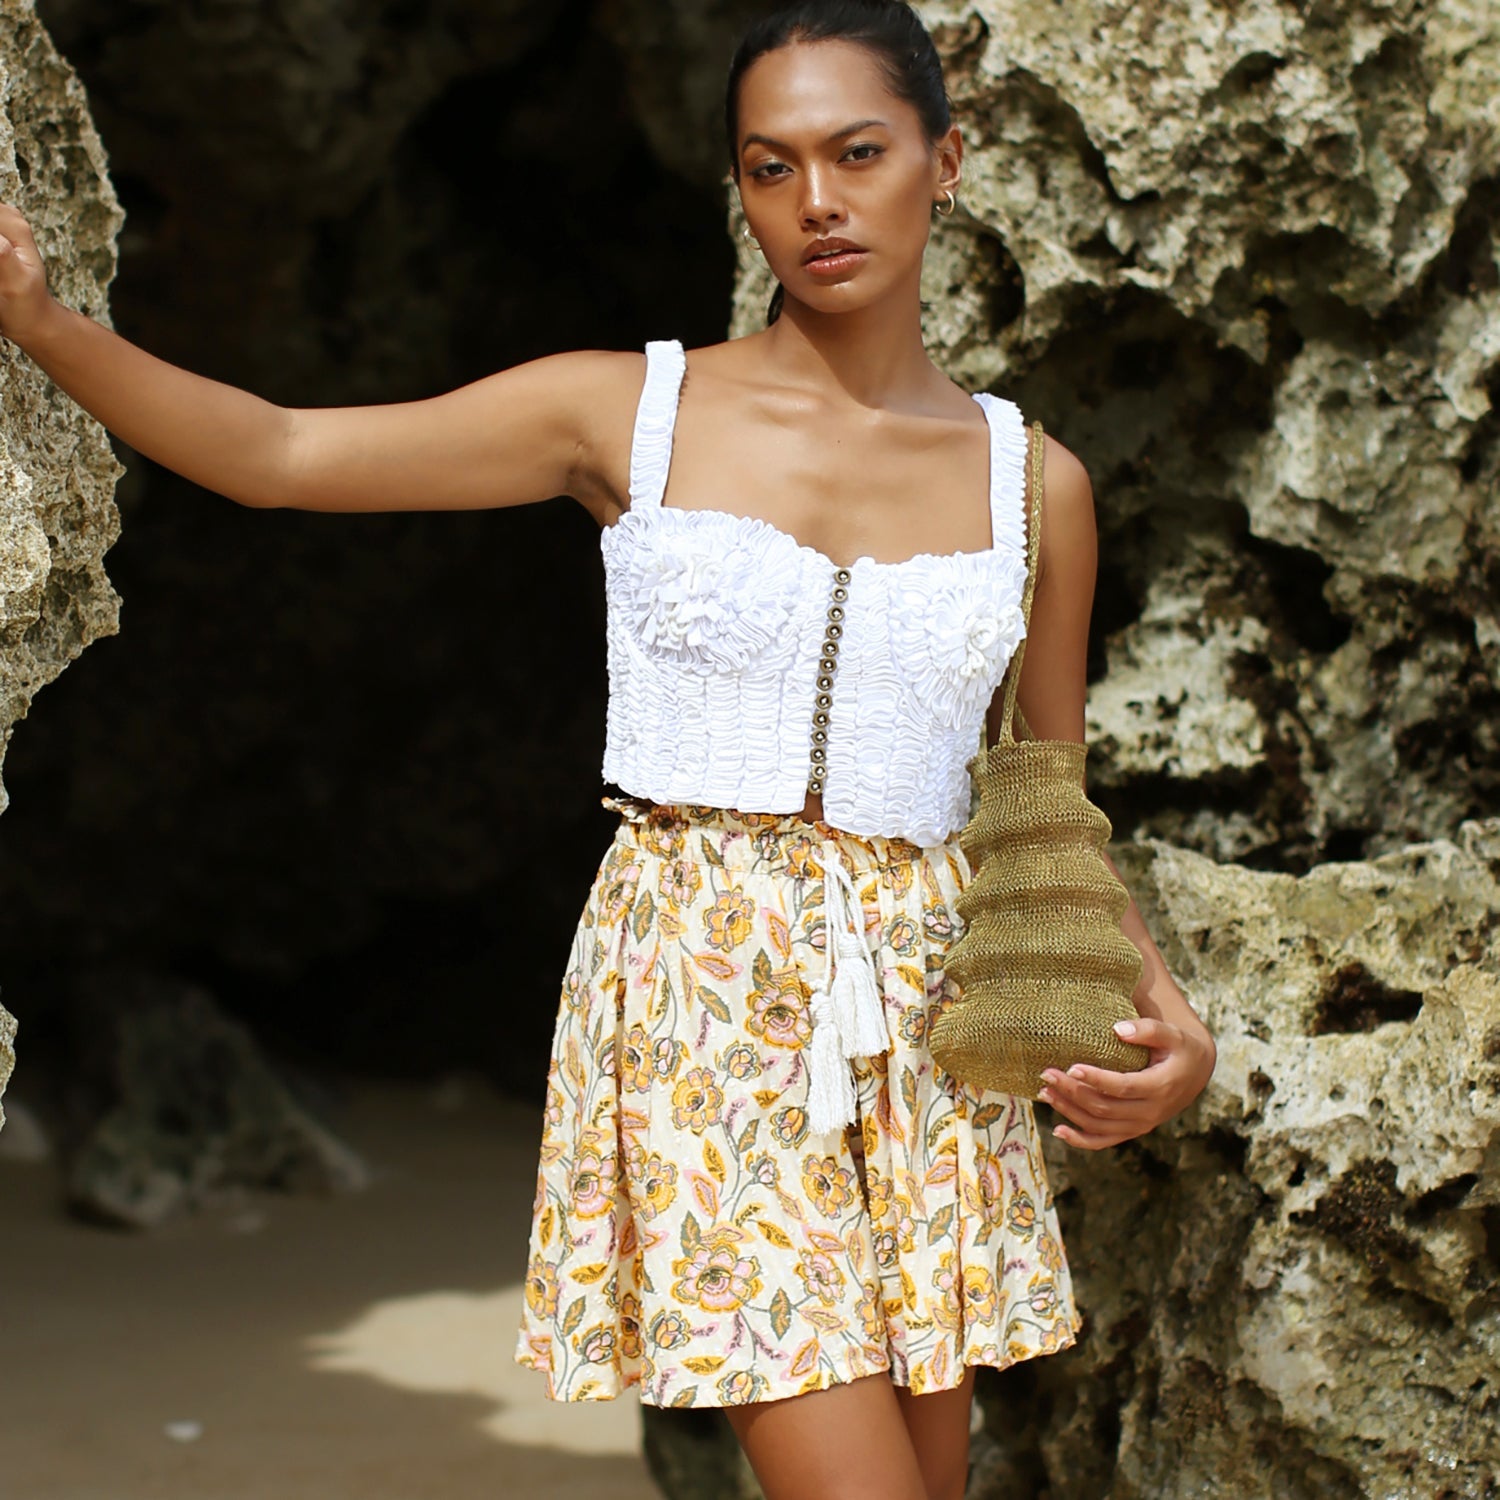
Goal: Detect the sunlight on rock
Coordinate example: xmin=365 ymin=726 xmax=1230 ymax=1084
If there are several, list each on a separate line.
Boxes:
xmin=304 ymin=1284 xmax=643 ymax=1457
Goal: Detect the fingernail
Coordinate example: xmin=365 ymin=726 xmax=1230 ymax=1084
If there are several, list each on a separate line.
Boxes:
xmin=1114 ymin=1020 xmax=1136 ymax=1036
xmin=1068 ymin=1065 xmax=1086 ymax=1079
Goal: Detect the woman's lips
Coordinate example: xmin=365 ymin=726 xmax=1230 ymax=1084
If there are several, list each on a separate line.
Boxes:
xmin=804 ymin=249 xmax=868 ymax=276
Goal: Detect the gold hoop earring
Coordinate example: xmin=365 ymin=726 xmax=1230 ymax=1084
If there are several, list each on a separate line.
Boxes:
xmin=935 ymin=188 xmax=957 ymax=217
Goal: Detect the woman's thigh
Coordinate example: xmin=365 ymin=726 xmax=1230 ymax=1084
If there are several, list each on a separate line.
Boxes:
xmin=722 ymin=1372 xmax=930 ymax=1500
xmin=894 ymin=1368 xmax=977 ymax=1500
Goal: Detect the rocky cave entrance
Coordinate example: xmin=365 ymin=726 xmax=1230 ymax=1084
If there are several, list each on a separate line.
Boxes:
xmin=1 ymin=1 xmax=758 ymax=1223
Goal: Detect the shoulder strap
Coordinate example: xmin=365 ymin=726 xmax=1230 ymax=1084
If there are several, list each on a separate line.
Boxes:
xmin=971 ymin=391 xmax=1027 ymax=558
xmin=996 ymin=418 xmax=1046 ymax=744
xmin=627 ymin=339 xmax=687 ymax=510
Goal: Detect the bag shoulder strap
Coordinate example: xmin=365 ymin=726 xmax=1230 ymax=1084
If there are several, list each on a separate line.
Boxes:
xmin=996 ymin=418 xmax=1046 ymax=744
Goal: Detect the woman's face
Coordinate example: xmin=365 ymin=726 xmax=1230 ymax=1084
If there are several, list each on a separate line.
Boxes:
xmin=733 ymin=38 xmax=959 ymax=317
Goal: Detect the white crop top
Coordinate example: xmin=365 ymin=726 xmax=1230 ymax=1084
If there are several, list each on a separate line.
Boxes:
xmin=599 ymin=338 xmax=1033 ymax=849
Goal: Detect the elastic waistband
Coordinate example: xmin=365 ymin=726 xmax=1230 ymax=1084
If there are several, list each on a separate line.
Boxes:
xmin=602 ymin=794 xmax=934 ymax=875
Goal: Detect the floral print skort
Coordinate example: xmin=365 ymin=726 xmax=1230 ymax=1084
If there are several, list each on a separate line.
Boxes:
xmin=513 ymin=795 xmax=1084 ymax=1408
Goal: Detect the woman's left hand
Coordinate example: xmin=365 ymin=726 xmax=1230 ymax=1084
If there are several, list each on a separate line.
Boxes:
xmin=1037 ymin=1017 xmax=1216 ymax=1150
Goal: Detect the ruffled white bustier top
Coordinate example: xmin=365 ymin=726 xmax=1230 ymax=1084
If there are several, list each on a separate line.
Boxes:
xmin=599 ymin=338 xmax=1032 ymax=849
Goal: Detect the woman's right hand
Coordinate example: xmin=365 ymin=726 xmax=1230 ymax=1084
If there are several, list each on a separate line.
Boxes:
xmin=0 ymin=200 xmax=57 ymax=347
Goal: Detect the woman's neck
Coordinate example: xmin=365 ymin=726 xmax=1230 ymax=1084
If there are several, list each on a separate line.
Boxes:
xmin=759 ymin=285 xmax=940 ymax=412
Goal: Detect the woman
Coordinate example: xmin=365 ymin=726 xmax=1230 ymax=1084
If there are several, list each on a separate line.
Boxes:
xmin=0 ymin=2 xmax=1215 ymax=1495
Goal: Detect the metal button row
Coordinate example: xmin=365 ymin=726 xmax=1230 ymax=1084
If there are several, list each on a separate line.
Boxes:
xmin=807 ymin=565 xmax=853 ymax=795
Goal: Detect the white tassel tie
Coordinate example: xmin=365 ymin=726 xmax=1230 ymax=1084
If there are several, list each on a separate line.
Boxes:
xmin=804 ymin=839 xmax=888 ymax=1136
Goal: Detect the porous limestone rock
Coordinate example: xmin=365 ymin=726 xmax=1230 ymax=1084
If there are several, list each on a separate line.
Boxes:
xmin=0 ymin=0 xmax=124 ymax=817
xmin=64 ymin=971 xmax=370 ymax=1229
xmin=0 ymin=0 xmax=126 ymax=1133
xmin=0 ymin=997 xmax=15 ymax=1133
xmin=1014 ymin=818 xmax=1500 ymax=1500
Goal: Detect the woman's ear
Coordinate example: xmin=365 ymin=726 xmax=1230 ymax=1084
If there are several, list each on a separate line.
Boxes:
xmin=935 ymin=125 xmax=963 ymax=196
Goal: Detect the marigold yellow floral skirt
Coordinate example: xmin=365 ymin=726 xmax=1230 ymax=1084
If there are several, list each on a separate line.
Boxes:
xmin=513 ymin=796 xmax=1084 ymax=1408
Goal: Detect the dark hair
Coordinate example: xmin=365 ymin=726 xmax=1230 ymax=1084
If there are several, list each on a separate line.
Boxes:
xmin=724 ymin=0 xmax=952 ymax=325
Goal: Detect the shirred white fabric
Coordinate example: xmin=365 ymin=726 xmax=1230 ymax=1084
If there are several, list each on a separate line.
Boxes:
xmin=600 ymin=338 xmax=1031 ymax=850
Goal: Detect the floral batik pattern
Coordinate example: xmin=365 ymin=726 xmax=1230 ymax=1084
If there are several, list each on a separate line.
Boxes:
xmin=513 ymin=797 xmax=1084 ymax=1408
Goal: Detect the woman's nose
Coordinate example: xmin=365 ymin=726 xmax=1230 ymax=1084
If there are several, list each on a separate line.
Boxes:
xmin=799 ymin=166 xmax=846 ymax=227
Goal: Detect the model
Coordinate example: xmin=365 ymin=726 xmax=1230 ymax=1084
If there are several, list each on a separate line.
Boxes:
xmin=0 ymin=3 xmax=1217 ymax=1496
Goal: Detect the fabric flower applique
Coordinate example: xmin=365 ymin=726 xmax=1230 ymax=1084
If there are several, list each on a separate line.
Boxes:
xmin=619 ymin=515 xmax=802 ymax=675
xmin=891 ymin=561 xmax=1027 ymax=730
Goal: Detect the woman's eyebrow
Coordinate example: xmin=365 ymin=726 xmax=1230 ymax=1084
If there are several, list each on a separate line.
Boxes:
xmin=741 ymin=118 xmax=890 ymax=153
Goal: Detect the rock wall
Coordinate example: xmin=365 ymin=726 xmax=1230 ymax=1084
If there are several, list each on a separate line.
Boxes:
xmin=1007 ymin=819 xmax=1500 ymax=1499
xmin=0 ymin=997 xmax=15 ymax=1132
xmin=0 ymin=0 xmax=124 ymax=815
xmin=0 ymin=0 xmax=128 ymax=1126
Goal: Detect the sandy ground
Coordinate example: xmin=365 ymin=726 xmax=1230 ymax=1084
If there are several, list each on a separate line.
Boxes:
xmin=0 ymin=1074 xmax=661 ymax=1500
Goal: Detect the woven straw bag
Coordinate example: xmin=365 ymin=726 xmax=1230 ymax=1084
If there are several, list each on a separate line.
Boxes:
xmin=929 ymin=418 xmax=1150 ymax=1098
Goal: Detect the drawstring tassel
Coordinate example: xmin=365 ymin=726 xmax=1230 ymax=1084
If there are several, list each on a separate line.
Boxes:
xmin=806 ymin=988 xmax=856 ymax=1135
xmin=834 ymin=924 xmax=887 ymax=1057
xmin=802 ymin=840 xmax=890 ymax=1136
xmin=823 ymin=843 xmax=887 ymax=1058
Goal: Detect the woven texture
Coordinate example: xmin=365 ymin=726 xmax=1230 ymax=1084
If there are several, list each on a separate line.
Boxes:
xmin=929 ymin=419 xmax=1150 ymax=1098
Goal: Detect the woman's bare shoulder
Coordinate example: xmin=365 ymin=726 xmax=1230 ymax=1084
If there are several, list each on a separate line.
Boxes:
xmin=1041 ymin=429 xmax=1091 ymax=496
xmin=1035 ymin=429 xmax=1097 ymax=585
xmin=553 ymin=345 xmax=649 ymax=412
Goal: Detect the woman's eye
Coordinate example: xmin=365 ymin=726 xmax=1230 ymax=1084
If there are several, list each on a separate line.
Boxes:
xmin=748 ymin=146 xmax=879 ymax=181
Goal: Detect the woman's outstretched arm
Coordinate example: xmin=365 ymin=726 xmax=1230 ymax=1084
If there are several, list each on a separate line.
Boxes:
xmin=0 ymin=200 xmax=632 ymax=514
xmin=1007 ymin=437 xmax=1218 ymax=1149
